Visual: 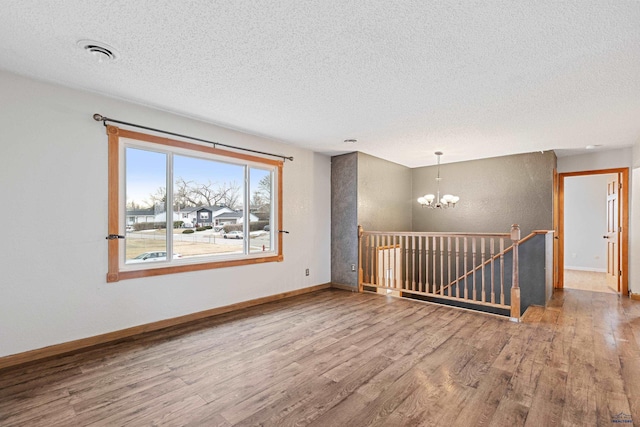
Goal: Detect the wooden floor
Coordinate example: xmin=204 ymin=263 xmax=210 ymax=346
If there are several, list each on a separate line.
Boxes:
xmin=564 ymin=269 xmax=618 ymax=294
xmin=1 ymin=288 xmax=639 ymax=426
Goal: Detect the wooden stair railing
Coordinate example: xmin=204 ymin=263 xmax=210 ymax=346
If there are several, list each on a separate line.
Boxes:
xmin=439 ymin=228 xmax=543 ymax=296
xmin=358 ymin=225 xmax=522 ymax=321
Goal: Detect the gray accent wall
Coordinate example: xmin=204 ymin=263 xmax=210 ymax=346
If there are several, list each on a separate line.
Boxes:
xmin=412 ymin=151 xmax=556 ymax=237
xmin=331 ymin=152 xmax=413 ymax=288
xmin=357 ymin=152 xmax=412 ymax=232
xmin=331 ymin=153 xmax=358 ymax=288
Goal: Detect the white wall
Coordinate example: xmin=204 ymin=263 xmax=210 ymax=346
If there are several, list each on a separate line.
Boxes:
xmin=557 ymin=147 xmax=634 ymax=292
xmin=557 ymin=148 xmax=633 ymax=173
xmin=563 ymin=174 xmax=615 ymax=271
xmin=0 ymin=70 xmax=331 ymax=357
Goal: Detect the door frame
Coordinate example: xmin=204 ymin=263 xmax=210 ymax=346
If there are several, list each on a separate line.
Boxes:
xmin=556 ymin=167 xmax=629 ymax=296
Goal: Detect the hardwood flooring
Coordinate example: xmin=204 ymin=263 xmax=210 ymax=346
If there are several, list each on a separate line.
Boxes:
xmin=1 ymin=288 xmax=639 ymax=426
xmin=564 ymin=269 xmax=617 ymax=294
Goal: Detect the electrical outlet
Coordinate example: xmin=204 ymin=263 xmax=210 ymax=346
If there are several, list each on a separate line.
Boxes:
xmin=351 ymin=264 xmax=356 ymax=272
xmin=305 ymin=268 xmax=309 ymax=276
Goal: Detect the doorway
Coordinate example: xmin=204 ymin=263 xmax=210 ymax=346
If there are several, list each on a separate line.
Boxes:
xmin=556 ymin=168 xmax=629 ymax=296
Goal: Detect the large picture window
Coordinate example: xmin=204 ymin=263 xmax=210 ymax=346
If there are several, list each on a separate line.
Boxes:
xmin=106 ymin=126 xmax=283 ymax=282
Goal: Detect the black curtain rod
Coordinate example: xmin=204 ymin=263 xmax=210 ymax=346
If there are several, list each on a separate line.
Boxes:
xmin=92 ymin=113 xmax=294 ymax=162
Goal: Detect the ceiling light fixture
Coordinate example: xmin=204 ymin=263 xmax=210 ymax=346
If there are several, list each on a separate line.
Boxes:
xmin=344 ymin=139 xmax=357 ymax=144
xmin=77 ymin=39 xmax=118 ymax=63
xmin=585 ymin=144 xmax=602 ymax=150
xmin=417 ymin=151 xmax=459 ymax=209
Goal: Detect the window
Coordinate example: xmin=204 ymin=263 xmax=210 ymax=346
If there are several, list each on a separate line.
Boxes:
xmin=107 ymin=126 xmax=283 ymax=282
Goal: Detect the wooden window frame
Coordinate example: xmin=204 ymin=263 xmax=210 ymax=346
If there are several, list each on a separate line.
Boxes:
xmin=106 ymin=125 xmax=283 ymax=283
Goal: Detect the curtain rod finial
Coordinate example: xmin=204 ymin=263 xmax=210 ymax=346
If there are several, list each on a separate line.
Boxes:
xmin=93 ymin=113 xmax=105 ymax=121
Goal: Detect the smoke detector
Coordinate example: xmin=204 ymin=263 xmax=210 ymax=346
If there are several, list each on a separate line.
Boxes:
xmin=77 ymin=39 xmax=118 ymax=62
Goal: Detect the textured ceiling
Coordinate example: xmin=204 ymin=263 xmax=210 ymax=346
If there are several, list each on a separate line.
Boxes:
xmin=1 ymin=1 xmax=639 ymax=167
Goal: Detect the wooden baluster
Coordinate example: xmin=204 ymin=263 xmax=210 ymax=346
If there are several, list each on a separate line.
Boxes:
xmin=447 ymin=236 xmax=452 ymax=297
xmin=455 ymin=237 xmax=460 ymax=299
xmin=472 ymin=237 xmax=477 ymax=301
xmin=427 ymin=235 xmax=431 ymax=294
xmin=370 ymin=234 xmax=376 ymax=286
xmin=500 ymin=237 xmax=505 ymax=305
xmin=425 ymin=236 xmax=429 ymax=294
xmin=411 ymin=235 xmax=416 ymax=291
xmin=393 ymin=234 xmax=398 ymax=290
xmin=463 ymin=237 xmax=468 ymax=300
xmin=510 ymin=224 xmax=521 ymax=321
xmin=371 ymin=234 xmax=375 ymax=286
xmin=490 ymin=238 xmax=495 ymax=304
xmin=418 ymin=236 xmax=423 ymax=293
xmin=404 ymin=235 xmax=408 ymax=291
xmin=388 ymin=234 xmax=393 ymax=289
xmin=426 ymin=236 xmax=430 ymax=294
xmin=372 ymin=234 xmax=376 ymax=286
xmin=384 ymin=234 xmax=389 ymax=289
xmin=387 ymin=234 xmax=391 ymax=290
xmin=380 ymin=234 xmax=384 ymax=288
xmin=438 ymin=236 xmax=444 ymax=294
xmin=374 ymin=234 xmax=379 ymax=287
xmin=362 ymin=233 xmax=367 ymax=284
xmin=480 ymin=237 xmax=486 ymax=302
xmin=432 ymin=236 xmax=436 ymax=294
xmin=406 ymin=235 xmax=410 ymax=291
xmin=386 ymin=234 xmax=391 ymax=289
xmin=396 ymin=234 xmax=400 ymax=290
xmin=425 ymin=236 xmax=430 ymax=293
xmin=416 ymin=236 xmax=420 ymax=292
xmin=390 ymin=234 xmax=394 ymax=289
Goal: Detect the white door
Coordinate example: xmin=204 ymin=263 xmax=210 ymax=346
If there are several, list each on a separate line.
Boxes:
xmin=605 ymin=176 xmax=620 ymax=292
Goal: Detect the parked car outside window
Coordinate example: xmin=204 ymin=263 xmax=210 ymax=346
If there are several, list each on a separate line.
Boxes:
xmin=223 ymin=231 xmax=244 ymax=239
xmin=128 ymin=251 xmax=182 ymax=263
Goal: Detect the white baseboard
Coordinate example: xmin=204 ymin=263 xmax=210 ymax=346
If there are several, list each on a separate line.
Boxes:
xmin=564 ymin=266 xmax=606 ymax=273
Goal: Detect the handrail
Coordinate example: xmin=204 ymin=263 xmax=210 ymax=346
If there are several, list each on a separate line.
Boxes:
xmin=361 ymin=231 xmax=511 ymax=238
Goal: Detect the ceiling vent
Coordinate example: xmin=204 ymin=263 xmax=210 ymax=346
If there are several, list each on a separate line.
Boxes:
xmin=77 ymin=40 xmax=118 ymax=62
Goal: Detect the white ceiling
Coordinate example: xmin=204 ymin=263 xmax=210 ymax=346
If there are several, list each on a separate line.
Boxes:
xmin=1 ymin=1 xmax=639 ymax=167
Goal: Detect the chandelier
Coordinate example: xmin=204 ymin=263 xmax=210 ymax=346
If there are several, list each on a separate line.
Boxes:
xmin=417 ymin=151 xmax=460 ymax=209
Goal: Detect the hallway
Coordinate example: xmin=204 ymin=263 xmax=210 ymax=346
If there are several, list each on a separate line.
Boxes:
xmin=563 ymin=269 xmax=618 ymax=294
